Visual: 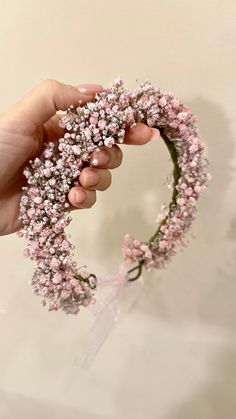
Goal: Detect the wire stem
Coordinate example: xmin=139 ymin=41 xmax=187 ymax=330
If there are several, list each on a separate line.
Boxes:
xmin=127 ymin=127 xmax=181 ymax=281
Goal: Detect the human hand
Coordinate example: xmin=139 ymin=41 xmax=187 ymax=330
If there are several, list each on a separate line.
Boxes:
xmin=0 ymin=79 xmax=156 ymax=236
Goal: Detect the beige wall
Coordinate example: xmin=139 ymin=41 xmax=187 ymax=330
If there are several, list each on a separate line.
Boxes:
xmin=0 ymin=1 xmax=236 ymax=418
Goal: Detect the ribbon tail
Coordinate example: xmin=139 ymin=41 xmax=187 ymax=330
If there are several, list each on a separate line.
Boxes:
xmin=74 ymin=273 xmax=144 ymax=370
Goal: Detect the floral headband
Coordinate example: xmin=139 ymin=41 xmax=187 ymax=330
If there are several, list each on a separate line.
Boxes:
xmin=17 ymin=78 xmax=210 ymax=315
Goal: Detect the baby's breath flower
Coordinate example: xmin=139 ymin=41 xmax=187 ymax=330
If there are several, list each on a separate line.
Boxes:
xmin=18 ymin=78 xmax=210 ymax=314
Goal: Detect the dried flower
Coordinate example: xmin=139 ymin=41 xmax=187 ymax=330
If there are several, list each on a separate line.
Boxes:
xmin=18 ymin=78 xmax=210 ymax=314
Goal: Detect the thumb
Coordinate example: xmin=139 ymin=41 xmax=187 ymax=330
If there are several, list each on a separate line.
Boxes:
xmin=5 ymin=79 xmax=103 ymax=133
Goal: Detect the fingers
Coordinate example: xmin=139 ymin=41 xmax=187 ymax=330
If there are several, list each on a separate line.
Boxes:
xmin=149 ymin=127 xmax=161 ymax=141
xmin=123 ymin=122 xmax=154 ymax=145
xmin=79 ymin=167 xmax=111 ymax=191
xmin=64 ymin=119 xmax=159 ymax=213
xmin=43 ymin=113 xmax=65 ymax=142
xmin=67 ymin=166 xmax=112 ymax=210
xmin=87 ymin=123 xmax=159 ymax=169
xmin=78 ymin=122 xmax=157 ymax=171
xmin=7 ymin=80 xmax=103 ymax=133
xmin=42 ymin=90 xmax=158 ymax=147
xmin=90 ymin=144 xmax=123 ymax=169
xmin=67 ymin=187 xmax=96 ymax=210
xmin=45 ymin=118 xmax=158 ymax=147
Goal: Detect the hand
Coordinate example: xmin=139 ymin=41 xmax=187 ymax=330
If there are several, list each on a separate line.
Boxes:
xmin=0 ymin=79 xmax=155 ymax=236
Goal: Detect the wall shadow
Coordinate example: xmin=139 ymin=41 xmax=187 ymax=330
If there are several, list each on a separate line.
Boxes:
xmin=112 ymin=98 xmax=236 ymax=419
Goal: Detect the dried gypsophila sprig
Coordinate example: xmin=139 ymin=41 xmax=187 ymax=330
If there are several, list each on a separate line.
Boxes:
xmin=17 ymin=78 xmax=211 ymax=315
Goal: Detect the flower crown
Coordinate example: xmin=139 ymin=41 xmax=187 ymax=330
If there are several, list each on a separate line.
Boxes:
xmin=17 ymin=78 xmax=210 ymax=315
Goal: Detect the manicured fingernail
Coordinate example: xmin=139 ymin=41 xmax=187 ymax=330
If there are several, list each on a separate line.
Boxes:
xmin=150 ymin=128 xmax=160 ymax=141
xmin=90 ymin=150 xmax=110 ymax=166
xmin=75 ymin=189 xmax=87 ymax=203
xmin=86 ymin=170 xmax=100 ymax=186
xmin=76 ymin=84 xmax=103 ymax=95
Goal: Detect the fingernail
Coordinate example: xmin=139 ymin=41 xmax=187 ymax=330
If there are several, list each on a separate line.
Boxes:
xmin=86 ymin=170 xmax=100 ymax=186
xmin=76 ymin=84 xmax=104 ymax=95
xmin=75 ymin=189 xmax=87 ymax=203
xmin=150 ymin=128 xmax=160 ymax=142
xmin=90 ymin=150 xmax=110 ymax=166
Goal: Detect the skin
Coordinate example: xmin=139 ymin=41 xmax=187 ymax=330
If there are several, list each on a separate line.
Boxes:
xmin=0 ymin=79 xmax=154 ymax=236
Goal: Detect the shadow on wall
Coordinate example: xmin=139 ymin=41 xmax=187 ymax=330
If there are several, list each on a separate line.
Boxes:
xmin=0 ymin=389 xmax=109 ymax=419
xmin=95 ymin=97 xmax=236 ymax=326
xmin=110 ymin=98 xmax=236 ymax=419
xmin=134 ymin=97 xmax=236 ymax=325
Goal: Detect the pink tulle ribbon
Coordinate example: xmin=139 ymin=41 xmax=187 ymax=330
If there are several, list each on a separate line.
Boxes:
xmin=74 ymin=264 xmax=144 ymax=369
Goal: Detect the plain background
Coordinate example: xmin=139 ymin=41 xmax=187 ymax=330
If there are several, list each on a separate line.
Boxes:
xmin=0 ymin=1 xmax=236 ymax=418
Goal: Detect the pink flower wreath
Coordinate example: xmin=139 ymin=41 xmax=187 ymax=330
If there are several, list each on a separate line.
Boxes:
xmin=17 ymin=78 xmax=210 ymax=315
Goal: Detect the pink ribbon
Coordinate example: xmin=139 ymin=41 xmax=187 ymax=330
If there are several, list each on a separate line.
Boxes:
xmin=74 ymin=264 xmax=144 ymax=369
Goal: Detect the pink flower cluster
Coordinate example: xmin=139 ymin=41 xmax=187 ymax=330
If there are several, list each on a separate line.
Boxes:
xmin=17 ymin=78 xmax=210 ymax=314
xmin=122 ymin=84 xmax=211 ymax=271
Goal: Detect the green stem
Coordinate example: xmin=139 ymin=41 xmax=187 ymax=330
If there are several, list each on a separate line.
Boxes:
xmin=148 ymin=129 xmax=181 ymax=244
xmin=127 ymin=127 xmax=181 ymax=282
xmin=127 ymin=260 xmax=144 ymax=281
